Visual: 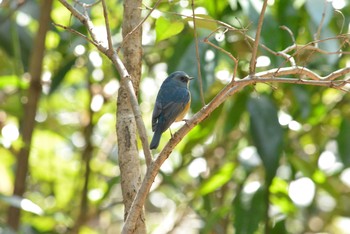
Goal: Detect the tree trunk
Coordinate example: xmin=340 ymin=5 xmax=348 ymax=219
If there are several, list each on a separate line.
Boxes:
xmin=7 ymin=0 xmax=53 ymax=230
xmin=117 ymin=0 xmax=145 ymax=233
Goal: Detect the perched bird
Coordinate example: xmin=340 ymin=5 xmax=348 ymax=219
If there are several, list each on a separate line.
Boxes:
xmin=150 ymin=71 xmax=193 ymax=149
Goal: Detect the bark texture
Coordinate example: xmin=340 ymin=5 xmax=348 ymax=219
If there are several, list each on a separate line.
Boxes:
xmin=117 ymin=0 xmax=145 ymax=233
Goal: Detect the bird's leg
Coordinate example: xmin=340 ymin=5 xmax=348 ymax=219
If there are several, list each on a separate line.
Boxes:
xmin=169 ymin=128 xmax=173 ymax=138
xmin=182 ymin=118 xmax=190 ymax=127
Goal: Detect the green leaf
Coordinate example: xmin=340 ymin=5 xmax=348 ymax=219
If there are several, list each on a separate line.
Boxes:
xmin=202 ymin=206 xmax=231 ymax=233
xmin=0 ymin=75 xmax=28 ymax=89
xmin=337 ymin=119 xmax=350 ymax=167
xmin=196 ymin=162 xmax=235 ymax=196
xmin=222 ymin=92 xmax=248 ymax=135
xmin=248 ymin=96 xmax=283 ymax=183
xmin=203 ymin=0 xmax=229 ymax=18
xmin=183 ymin=14 xmax=218 ymax=31
xmin=49 ymin=56 xmax=76 ymax=94
xmin=155 ymin=16 xmax=184 ymax=42
xmin=233 ymin=186 xmax=266 ymax=234
xmin=292 ymin=86 xmax=311 ymax=119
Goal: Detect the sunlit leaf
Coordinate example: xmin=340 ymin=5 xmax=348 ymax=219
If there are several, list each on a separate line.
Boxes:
xmin=155 ymin=16 xmax=184 ymax=42
xmin=197 ymin=162 xmax=235 ymax=196
xmin=0 ymin=75 xmax=28 ymax=89
xmin=203 ymin=0 xmax=229 ymax=17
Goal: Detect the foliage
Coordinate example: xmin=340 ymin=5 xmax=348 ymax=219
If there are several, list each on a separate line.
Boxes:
xmin=0 ymin=0 xmax=350 ymax=233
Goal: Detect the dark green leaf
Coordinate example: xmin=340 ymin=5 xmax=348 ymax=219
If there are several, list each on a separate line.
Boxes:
xmin=248 ymin=95 xmax=283 ymax=183
xmin=292 ymin=86 xmax=311 ymax=119
xmin=337 ymin=119 xmax=350 ymax=167
xmin=49 ymin=57 xmax=76 ymax=95
xmin=233 ymin=186 xmax=266 ymax=234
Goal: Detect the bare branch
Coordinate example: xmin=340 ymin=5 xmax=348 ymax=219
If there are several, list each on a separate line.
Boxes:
xmin=325 ymin=67 xmax=350 ymax=81
xmin=117 ymin=0 xmax=162 ymax=53
xmin=258 ymin=66 xmax=350 ymax=82
xmin=259 ymin=66 xmax=320 ymax=80
xmin=101 ymin=0 xmax=113 ymax=50
xmin=53 ymin=22 xmax=99 ymax=47
xmin=203 ymin=28 xmax=238 ymax=82
xmin=57 ymin=0 xmax=153 ymax=167
xmin=57 ymin=1 xmax=350 ymax=233
xmin=314 ymin=0 xmax=329 ymax=42
xmin=280 ymin=25 xmax=296 ymax=44
xmin=122 ymin=60 xmax=350 ymax=231
xmin=249 ymin=0 xmax=269 ymax=75
xmin=191 ymin=0 xmax=205 ymax=105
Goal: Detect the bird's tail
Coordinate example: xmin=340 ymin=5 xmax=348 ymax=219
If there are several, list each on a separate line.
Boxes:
xmin=150 ymin=129 xmax=162 ymax=149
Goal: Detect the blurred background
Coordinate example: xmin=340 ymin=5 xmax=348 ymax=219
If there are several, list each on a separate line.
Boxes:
xmin=1 ymin=0 xmax=350 ymax=233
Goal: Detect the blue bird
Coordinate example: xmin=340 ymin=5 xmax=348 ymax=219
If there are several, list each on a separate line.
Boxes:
xmin=150 ymin=71 xmax=193 ymax=149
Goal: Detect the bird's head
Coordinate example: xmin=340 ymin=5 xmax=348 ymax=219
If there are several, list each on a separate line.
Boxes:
xmin=167 ymin=71 xmax=193 ymax=88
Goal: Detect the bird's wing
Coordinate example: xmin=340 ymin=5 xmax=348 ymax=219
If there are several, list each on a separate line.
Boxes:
xmin=152 ymin=101 xmax=162 ymax=132
xmin=152 ymin=87 xmax=190 ymax=133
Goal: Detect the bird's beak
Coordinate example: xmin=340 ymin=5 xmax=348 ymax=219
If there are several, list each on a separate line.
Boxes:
xmin=188 ymin=76 xmax=194 ymax=80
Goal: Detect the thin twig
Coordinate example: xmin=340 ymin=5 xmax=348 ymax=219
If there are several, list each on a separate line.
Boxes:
xmin=191 ymin=0 xmax=205 ymax=105
xmin=57 ymin=0 xmax=153 ymax=167
xmin=258 ymin=66 xmax=350 ymax=81
xmin=117 ymin=0 xmax=162 ymax=53
xmin=203 ymin=29 xmax=238 ymax=82
xmin=335 ymin=10 xmax=345 ymax=35
xmin=249 ymin=0 xmax=269 ymax=75
xmin=101 ymin=0 xmax=113 ymax=50
xmin=314 ymin=0 xmax=328 ymax=42
xmin=122 ymin=67 xmax=350 ymax=232
xmin=57 ymin=1 xmax=350 ymax=232
xmin=53 ymin=22 xmax=98 ymax=47
xmin=73 ymin=0 xmax=101 ymax=8
xmin=280 ymin=25 xmax=296 ymax=44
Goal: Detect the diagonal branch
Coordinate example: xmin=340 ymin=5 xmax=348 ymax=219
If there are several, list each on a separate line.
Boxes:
xmin=57 ymin=1 xmax=350 ymax=233
xmin=122 ymin=65 xmax=350 ymax=232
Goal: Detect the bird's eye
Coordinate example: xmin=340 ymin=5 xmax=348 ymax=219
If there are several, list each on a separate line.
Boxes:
xmin=180 ymin=76 xmax=187 ymax=82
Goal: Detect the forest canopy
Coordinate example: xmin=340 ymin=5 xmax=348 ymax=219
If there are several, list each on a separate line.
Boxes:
xmin=1 ymin=0 xmax=350 ymax=233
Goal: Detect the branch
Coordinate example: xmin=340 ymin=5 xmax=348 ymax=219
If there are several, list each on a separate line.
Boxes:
xmin=203 ymin=28 xmax=238 ymax=82
xmin=53 ymin=22 xmax=98 ymax=47
xmin=117 ymin=0 xmax=162 ymax=53
xmin=122 ymin=65 xmax=350 ymax=232
xmin=57 ymin=0 xmax=153 ymax=166
xmin=57 ymin=1 xmax=350 ymax=232
xmin=314 ymin=0 xmax=329 ymax=41
xmin=249 ymin=0 xmax=269 ymax=75
xmin=191 ymin=0 xmax=205 ymax=105
xmin=101 ymin=0 xmax=113 ymax=50
xmin=258 ymin=66 xmax=350 ymax=83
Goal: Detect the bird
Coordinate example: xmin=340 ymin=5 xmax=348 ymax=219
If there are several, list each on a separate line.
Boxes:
xmin=150 ymin=71 xmax=193 ymax=149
